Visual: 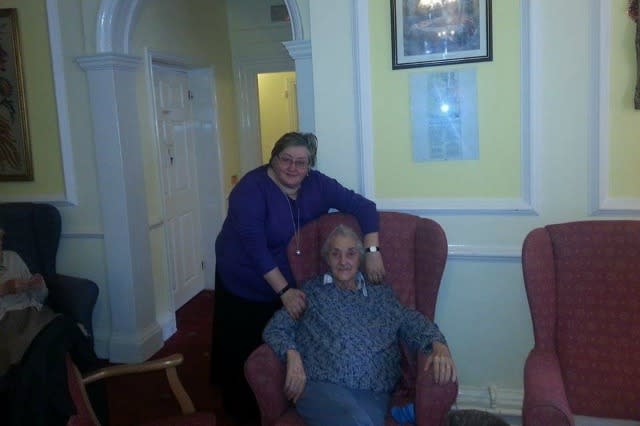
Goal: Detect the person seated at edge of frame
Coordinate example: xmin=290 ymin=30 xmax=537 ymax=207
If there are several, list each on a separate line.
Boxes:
xmin=0 ymin=227 xmax=101 ymax=426
xmin=262 ymin=224 xmax=458 ymax=426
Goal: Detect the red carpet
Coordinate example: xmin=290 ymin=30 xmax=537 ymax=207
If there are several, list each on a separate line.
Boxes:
xmin=105 ymin=290 xmax=243 ymax=426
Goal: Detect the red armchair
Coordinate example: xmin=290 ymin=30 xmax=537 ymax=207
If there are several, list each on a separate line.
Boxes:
xmin=521 ymin=221 xmax=640 ymax=426
xmin=245 ymin=211 xmax=458 ymax=426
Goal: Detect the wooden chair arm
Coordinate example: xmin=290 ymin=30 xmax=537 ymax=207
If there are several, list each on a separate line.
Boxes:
xmin=82 ymin=353 xmax=195 ymax=415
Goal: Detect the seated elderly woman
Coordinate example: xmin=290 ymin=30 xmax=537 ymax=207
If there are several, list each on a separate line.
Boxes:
xmin=263 ymin=224 xmax=457 ymax=426
xmin=0 ymin=227 xmax=58 ymax=375
xmin=0 ymin=228 xmax=99 ymax=425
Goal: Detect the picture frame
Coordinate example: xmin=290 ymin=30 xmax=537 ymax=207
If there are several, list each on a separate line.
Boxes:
xmin=0 ymin=8 xmax=33 ymax=181
xmin=391 ymin=0 xmax=493 ymax=69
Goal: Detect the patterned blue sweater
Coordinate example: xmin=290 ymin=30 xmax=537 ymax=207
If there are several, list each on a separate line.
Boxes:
xmin=262 ymin=273 xmax=446 ymax=393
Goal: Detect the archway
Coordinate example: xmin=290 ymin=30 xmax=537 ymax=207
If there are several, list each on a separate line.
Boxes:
xmin=95 ymin=0 xmax=304 ymax=54
xmin=83 ymin=0 xmax=313 ymax=362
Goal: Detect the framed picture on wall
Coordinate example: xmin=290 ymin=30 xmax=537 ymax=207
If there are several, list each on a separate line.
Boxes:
xmin=0 ymin=8 xmax=33 ymax=181
xmin=391 ymin=0 xmax=493 ymax=69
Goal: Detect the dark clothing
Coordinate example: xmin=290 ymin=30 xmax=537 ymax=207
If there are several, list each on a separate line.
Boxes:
xmin=211 ymin=275 xmax=281 ymax=423
xmin=0 ymin=315 xmax=101 ymax=426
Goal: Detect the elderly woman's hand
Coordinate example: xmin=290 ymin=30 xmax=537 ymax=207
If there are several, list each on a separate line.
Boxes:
xmin=281 ymin=288 xmax=307 ymax=319
xmin=424 ymin=342 xmax=457 ymax=384
xmin=285 ymin=349 xmax=307 ymax=403
xmin=1 ymin=274 xmax=45 ymax=295
xmin=364 ymin=251 xmax=386 ymax=284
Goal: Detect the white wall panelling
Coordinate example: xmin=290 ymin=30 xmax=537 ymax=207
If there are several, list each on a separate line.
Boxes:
xmin=591 ymin=0 xmax=640 ymax=215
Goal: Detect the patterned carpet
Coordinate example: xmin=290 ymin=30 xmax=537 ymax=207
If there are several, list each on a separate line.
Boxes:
xmin=105 ymin=290 xmax=243 ymax=426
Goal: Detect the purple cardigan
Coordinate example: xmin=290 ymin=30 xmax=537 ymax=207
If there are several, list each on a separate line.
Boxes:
xmin=215 ymin=165 xmax=378 ymax=302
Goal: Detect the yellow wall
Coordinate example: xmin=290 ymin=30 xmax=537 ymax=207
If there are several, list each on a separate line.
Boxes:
xmin=0 ymin=0 xmax=64 ymax=197
xmin=370 ymin=0 xmax=522 ymax=198
xmin=609 ymin=3 xmax=640 ymax=197
xmin=258 ymin=71 xmax=297 ymax=163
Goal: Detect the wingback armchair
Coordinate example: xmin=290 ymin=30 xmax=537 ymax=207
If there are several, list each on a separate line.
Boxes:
xmin=245 ymin=211 xmax=458 ymax=426
xmin=0 ymin=202 xmax=99 ymax=339
xmin=521 ymin=221 xmax=640 ymax=425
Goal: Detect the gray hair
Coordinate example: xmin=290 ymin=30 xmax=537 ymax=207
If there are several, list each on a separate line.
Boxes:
xmin=269 ymin=132 xmax=318 ymax=168
xmin=320 ymin=224 xmax=365 ymax=263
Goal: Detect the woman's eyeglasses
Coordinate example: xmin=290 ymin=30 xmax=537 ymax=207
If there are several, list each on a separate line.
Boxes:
xmin=278 ymin=154 xmax=309 ymax=170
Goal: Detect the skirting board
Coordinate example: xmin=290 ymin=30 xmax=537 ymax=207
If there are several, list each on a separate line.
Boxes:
xmin=93 ymin=313 xmax=176 ymax=361
xmin=158 ymin=311 xmax=178 ymax=341
xmin=455 ymin=385 xmax=523 ymax=422
xmin=104 ymin=323 xmax=164 ymax=363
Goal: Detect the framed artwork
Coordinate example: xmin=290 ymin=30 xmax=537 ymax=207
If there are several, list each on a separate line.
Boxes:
xmin=0 ymin=8 xmax=32 ymax=181
xmin=391 ymin=0 xmax=493 ymax=69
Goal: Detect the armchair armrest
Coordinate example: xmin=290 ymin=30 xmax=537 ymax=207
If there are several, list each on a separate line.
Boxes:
xmin=523 ymin=350 xmax=573 ymax=426
xmin=245 ymin=344 xmax=290 ymax=426
xmin=416 ymin=351 xmax=459 ymax=426
xmin=46 ymin=274 xmax=99 ymax=339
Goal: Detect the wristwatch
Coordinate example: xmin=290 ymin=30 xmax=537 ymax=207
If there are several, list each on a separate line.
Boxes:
xmin=277 ymin=284 xmax=291 ymax=296
xmin=365 ymin=246 xmax=380 ymax=253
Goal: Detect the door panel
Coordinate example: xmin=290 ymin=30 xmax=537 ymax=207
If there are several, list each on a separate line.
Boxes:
xmin=154 ymin=66 xmax=205 ymax=309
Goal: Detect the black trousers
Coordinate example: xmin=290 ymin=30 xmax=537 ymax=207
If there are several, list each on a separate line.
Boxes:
xmin=210 ymin=270 xmax=281 ymax=422
xmin=0 ymin=314 xmax=104 ymax=426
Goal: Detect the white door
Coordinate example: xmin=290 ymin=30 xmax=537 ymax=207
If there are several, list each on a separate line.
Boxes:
xmin=153 ymin=65 xmax=205 ymax=309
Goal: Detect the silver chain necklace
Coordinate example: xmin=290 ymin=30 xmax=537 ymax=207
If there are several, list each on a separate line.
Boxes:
xmin=282 ymin=192 xmax=301 ymax=256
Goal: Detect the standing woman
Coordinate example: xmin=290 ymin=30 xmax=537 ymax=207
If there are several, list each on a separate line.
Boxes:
xmin=211 ymin=132 xmax=385 ymax=424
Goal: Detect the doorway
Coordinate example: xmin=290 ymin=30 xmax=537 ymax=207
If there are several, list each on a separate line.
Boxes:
xmin=257 ymin=71 xmax=299 ymax=162
xmin=150 ymin=59 xmax=225 ymax=314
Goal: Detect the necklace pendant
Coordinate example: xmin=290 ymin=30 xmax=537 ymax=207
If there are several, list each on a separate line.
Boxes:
xmin=295 ymin=249 xmax=302 ymax=256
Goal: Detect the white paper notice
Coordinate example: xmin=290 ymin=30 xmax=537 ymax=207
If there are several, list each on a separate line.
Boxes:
xmin=410 ymin=69 xmax=479 ymax=162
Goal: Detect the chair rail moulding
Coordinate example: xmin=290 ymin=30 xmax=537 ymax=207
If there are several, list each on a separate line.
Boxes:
xmin=354 ymin=0 xmax=537 ymax=216
xmin=591 ymin=0 xmax=640 ymax=215
xmin=447 ymin=244 xmax=521 ymax=262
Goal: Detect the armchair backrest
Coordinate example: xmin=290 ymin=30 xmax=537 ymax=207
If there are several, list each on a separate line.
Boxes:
xmin=0 ymin=202 xmax=61 ymax=278
xmin=522 ymin=220 xmax=640 ymax=419
xmin=287 ymin=211 xmax=448 ymax=319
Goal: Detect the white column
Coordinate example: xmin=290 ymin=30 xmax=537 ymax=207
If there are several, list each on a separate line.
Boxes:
xmin=283 ymin=40 xmax=315 ymax=133
xmin=76 ymin=53 xmax=163 ymax=363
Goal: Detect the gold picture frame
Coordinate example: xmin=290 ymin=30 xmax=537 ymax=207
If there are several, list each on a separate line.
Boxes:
xmin=0 ymin=8 xmax=32 ymax=181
